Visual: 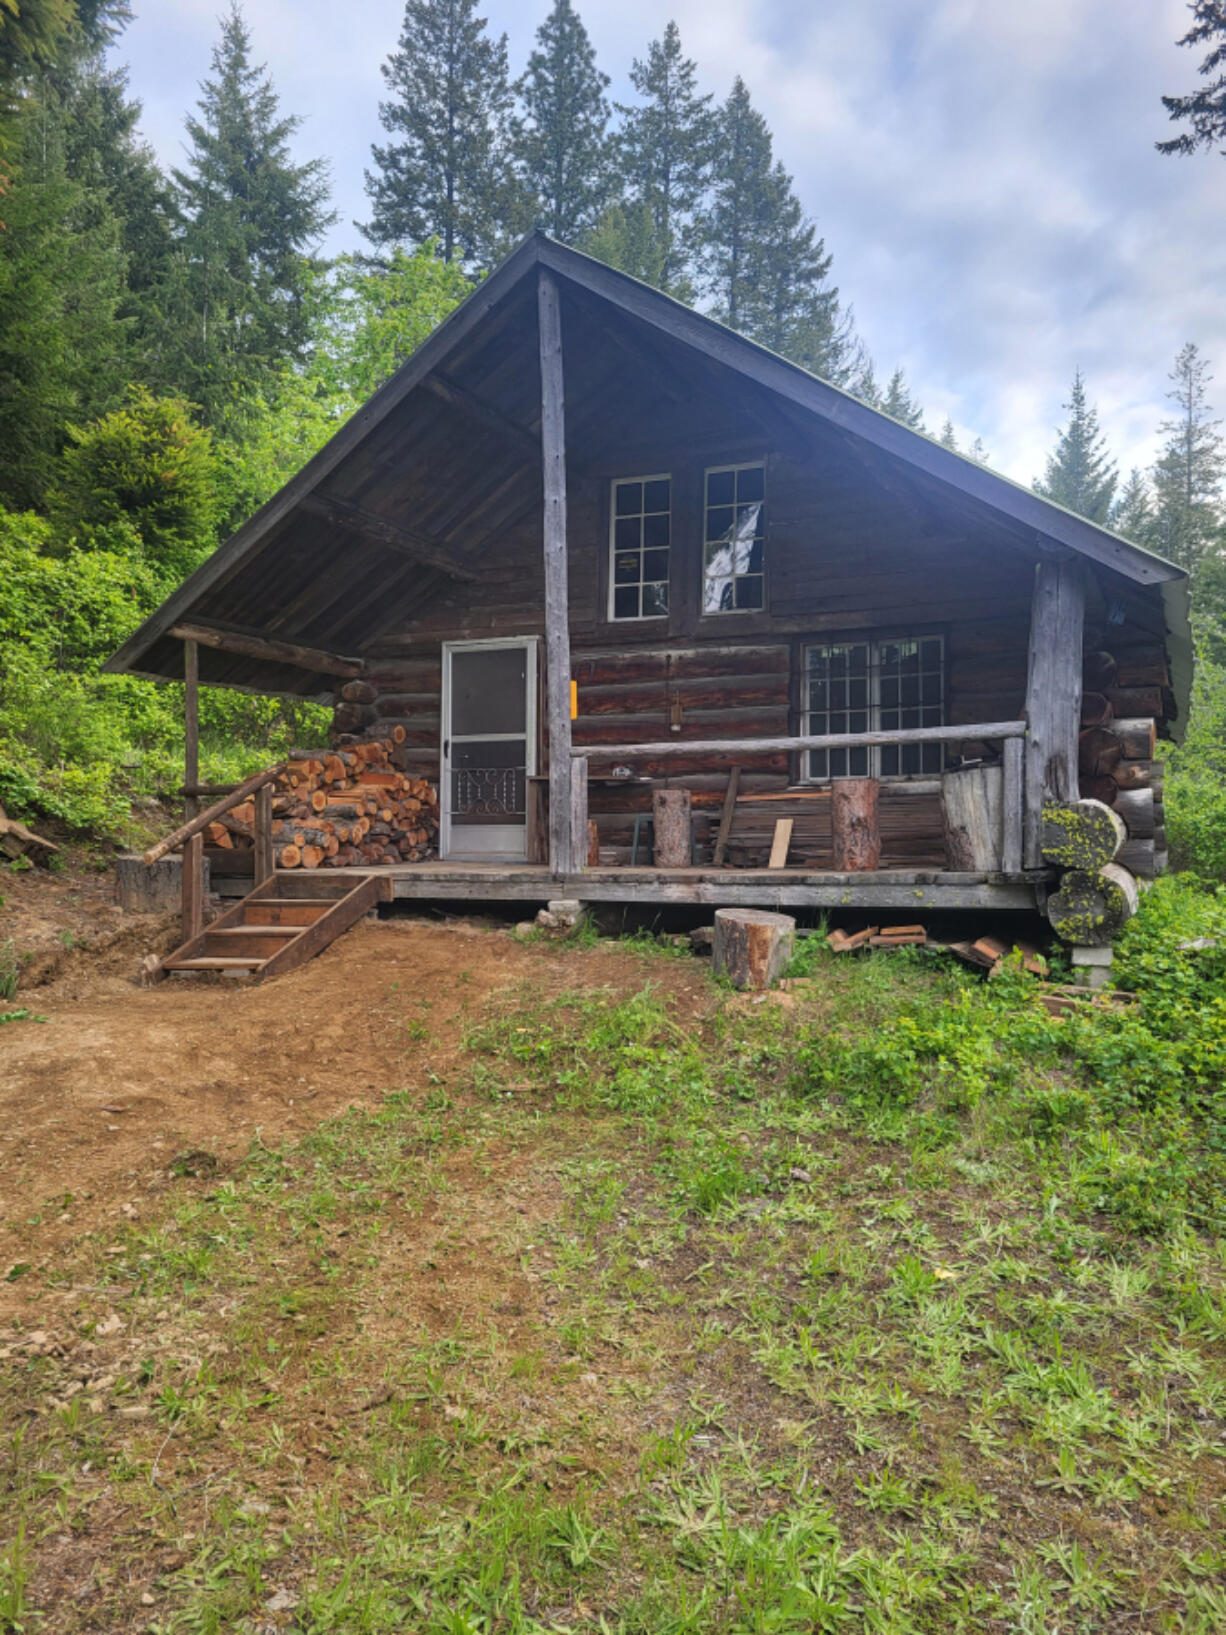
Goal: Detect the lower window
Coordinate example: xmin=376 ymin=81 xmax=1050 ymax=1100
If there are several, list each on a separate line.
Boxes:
xmin=804 ymin=636 xmax=945 ymax=780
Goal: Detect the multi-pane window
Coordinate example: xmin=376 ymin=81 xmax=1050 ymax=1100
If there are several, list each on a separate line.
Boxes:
xmin=703 ymin=463 xmax=765 ymax=613
xmin=805 ymin=636 xmax=945 ymax=780
xmin=610 ymin=475 xmax=671 ymax=620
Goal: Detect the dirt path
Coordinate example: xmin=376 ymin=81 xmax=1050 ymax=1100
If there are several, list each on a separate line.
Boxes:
xmin=0 ymin=914 xmax=703 ymax=1318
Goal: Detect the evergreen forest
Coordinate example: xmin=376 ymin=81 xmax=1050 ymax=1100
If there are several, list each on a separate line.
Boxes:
xmin=0 ymin=0 xmax=1223 ymax=879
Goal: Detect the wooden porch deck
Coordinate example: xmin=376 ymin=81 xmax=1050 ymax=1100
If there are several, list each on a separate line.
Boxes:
xmin=273 ymin=862 xmax=1045 ymax=911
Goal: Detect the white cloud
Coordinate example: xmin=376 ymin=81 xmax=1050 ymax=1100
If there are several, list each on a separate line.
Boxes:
xmin=119 ymin=0 xmax=1226 ymax=484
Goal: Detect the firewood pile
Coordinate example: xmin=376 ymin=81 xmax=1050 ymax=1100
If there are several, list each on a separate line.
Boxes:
xmin=205 ymin=737 xmax=438 ymax=869
xmin=1077 ymin=643 xmax=1166 ymax=878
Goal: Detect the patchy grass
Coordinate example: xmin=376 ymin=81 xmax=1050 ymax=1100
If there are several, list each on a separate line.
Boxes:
xmin=2 ymin=887 xmax=1225 ymax=1631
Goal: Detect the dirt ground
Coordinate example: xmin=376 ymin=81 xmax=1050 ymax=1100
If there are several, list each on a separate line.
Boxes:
xmin=0 ymin=871 xmax=707 ymax=1324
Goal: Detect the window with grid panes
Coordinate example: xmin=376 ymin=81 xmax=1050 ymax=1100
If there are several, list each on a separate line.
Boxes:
xmin=703 ymin=463 xmax=765 ymax=613
xmin=609 ymin=475 xmax=671 ymax=620
xmin=804 ymin=636 xmax=945 ymax=780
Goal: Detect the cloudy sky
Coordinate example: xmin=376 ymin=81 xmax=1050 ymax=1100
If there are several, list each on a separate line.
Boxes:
xmin=116 ymin=0 xmax=1225 ymax=485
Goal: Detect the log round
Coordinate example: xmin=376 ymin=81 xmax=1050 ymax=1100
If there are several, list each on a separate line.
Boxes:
xmin=1078 ymin=727 xmax=1123 ymax=778
xmin=1082 ymin=650 xmax=1118 ymax=691
xmin=831 ymin=777 xmax=881 ymax=872
xmin=652 ymin=787 xmax=692 ymax=868
xmin=1113 ymin=718 xmax=1157 ymax=761
xmin=1114 ymin=786 xmax=1155 ymax=838
xmin=1040 ymin=799 xmax=1126 ymax=871
xmin=941 ymin=765 xmax=1002 ymax=871
xmin=1079 ymin=691 xmax=1113 ymax=728
xmin=712 ymin=908 xmax=796 ymax=990
xmin=1046 ymin=862 xmax=1140 ymax=945
xmin=1078 ymin=774 xmax=1118 ymax=807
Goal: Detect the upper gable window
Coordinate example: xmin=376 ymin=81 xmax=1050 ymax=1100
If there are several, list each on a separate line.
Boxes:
xmin=703 ymin=462 xmax=765 ymax=614
xmin=609 ymin=475 xmax=670 ymax=620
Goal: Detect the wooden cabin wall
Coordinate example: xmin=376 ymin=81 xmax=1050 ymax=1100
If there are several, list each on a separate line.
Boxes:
xmin=337 ymin=441 xmax=1176 ymax=868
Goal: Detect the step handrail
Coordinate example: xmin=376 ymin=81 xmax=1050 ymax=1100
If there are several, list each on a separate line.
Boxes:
xmin=143 ymin=760 xmax=287 ymax=865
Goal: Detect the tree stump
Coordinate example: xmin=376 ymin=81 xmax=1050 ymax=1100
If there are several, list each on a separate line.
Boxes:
xmin=652 ymin=787 xmax=692 ymax=868
xmin=831 ymin=778 xmax=880 ymax=872
xmin=941 ymin=765 xmax=1003 ymax=871
xmin=1040 ymin=800 xmax=1125 ymax=871
xmin=712 ymin=908 xmax=795 ymax=990
xmin=1046 ymin=862 xmax=1140 ymax=945
xmin=115 ymin=854 xmax=208 ymax=914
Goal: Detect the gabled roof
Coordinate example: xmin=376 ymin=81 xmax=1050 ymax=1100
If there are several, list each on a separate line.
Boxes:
xmin=105 ymin=231 xmax=1186 ymax=696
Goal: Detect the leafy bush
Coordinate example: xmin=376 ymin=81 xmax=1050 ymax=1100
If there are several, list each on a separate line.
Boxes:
xmin=1165 ymin=651 xmax=1226 ymax=880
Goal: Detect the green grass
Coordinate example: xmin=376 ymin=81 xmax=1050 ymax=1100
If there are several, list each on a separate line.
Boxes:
xmin=1 ymin=881 xmax=1224 ymax=1630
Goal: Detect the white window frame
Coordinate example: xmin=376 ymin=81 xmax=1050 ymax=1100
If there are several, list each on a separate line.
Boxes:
xmin=702 ymin=460 xmax=766 ymax=616
xmin=608 ymin=472 xmax=672 ymax=622
xmin=802 ymin=634 xmax=946 ymax=782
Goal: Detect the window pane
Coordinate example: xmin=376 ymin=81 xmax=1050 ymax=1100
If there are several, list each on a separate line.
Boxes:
xmin=706 ymin=505 xmax=734 ymax=542
xmin=642 ymin=582 xmax=669 ymax=616
xmin=849 ymin=746 xmax=870 ymax=776
xmin=737 ymin=465 xmax=765 ymax=503
xmin=615 ymin=516 xmax=641 ymax=551
xmin=450 ymin=647 xmax=528 ymax=736
xmin=643 ymin=548 xmax=669 ymax=581
xmin=614 ymin=551 xmax=640 ymax=584
xmin=614 ymin=482 xmax=641 ymax=516
xmin=707 ymin=468 xmax=735 ymax=506
xmin=643 ymin=511 xmax=670 ymax=549
xmin=922 ymin=670 xmax=941 ymax=704
xmin=704 ymin=575 xmax=734 ymax=613
xmin=807 ymin=678 xmax=828 ymax=710
xmin=643 ymin=478 xmax=670 ymax=512
xmin=613 ymin=586 xmax=638 ymax=619
xmin=735 ymin=576 xmax=763 ymax=610
xmin=880 ymin=746 xmax=900 ymax=777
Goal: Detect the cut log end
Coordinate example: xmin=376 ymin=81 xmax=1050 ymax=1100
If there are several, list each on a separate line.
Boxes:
xmin=1046 ymin=862 xmax=1140 ymax=946
xmin=712 ymin=908 xmax=796 ymax=991
xmin=1040 ymin=799 xmax=1126 ymax=872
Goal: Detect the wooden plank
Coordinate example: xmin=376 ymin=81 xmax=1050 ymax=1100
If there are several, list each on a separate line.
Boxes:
xmin=259 ymin=873 xmax=390 ymax=979
xmin=1022 ymin=558 xmax=1085 ymax=868
xmin=299 ymin=493 xmax=481 ymax=581
xmin=423 ymin=372 xmax=542 ymax=461
xmin=170 ymin=623 xmax=363 ymax=679
xmin=712 ymin=766 xmax=742 ymax=866
xmin=572 ymin=720 xmax=1026 ymax=762
xmin=569 ymin=757 xmax=589 ymax=874
xmin=768 ymin=818 xmax=793 ymax=869
xmin=182 ymin=833 xmax=204 ymax=944
xmin=1001 ymin=734 xmax=1024 ymax=875
xmin=253 ymin=782 xmax=274 ymax=888
xmin=538 ymin=266 xmax=575 ymax=875
xmin=183 ymin=638 xmax=199 ymax=825
xmin=144 ymin=763 xmax=287 ymax=865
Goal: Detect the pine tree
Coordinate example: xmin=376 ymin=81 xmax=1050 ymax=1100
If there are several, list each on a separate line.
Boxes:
xmin=0 ymin=48 xmax=128 ymax=508
xmin=614 ymin=22 xmax=712 ymax=293
xmin=1033 ymin=370 xmax=1117 ymax=522
xmin=938 ymin=417 xmax=958 ymax=451
xmin=1150 ymin=342 xmax=1224 ymax=571
xmin=581 ymin=200 xmax=670 ymax=287
xmin=1158 ymin=2 xmax=1226 ymax=156
xmin=1113 ymin=468 xmax=1156 ymax=545
xmin=880 ymin=368 xmax=925 ymax=430
xmin=160 ymin=4 xmax=335 ymax=426
xmin=513 ymin=0 xmax=611 ymax=243
xmin=361 ymin=0 xmax=515 ymax=268
xmin=700 ymin=80 xmax=856 ymax=382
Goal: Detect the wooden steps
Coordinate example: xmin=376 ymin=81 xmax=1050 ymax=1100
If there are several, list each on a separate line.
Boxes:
xmin=158 ymin=872 xmax=390 ymax=979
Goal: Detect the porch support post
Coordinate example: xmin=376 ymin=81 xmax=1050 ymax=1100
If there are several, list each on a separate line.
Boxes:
xmin=1022 ymin=557 xmax=1084 ymax=868
xmin=538 ymin=266 xmax=574 ymax=875
xmin=182 ymin=637 xmax=204 ymax=941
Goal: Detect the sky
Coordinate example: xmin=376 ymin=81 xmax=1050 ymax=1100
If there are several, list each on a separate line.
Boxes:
xmin=115 ymin=0 xmax=1226 ymax=487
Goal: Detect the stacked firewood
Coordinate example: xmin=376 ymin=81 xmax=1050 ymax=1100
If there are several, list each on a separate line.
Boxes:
xmin=1077 ymin=642 xmax=1167 ymax=878
xmin=204 ymin=737 xmax=438 ymax=869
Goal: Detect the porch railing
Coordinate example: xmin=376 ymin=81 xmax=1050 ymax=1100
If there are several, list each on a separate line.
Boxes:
xmin=144 ymin=760 xmax=286 ymax=941
xmin=567 ymin=720 xmax=1028 ymax=877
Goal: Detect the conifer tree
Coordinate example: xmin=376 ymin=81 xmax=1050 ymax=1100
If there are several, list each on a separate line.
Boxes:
xmin=361 ymin=0 xmax=515 ymax=268
xmin=1033 ymin=370 xmax=1117 ymax=523
xmin=700 ymin=79 xmax=856 ymax=382
xmin=1113 ymin=468 xmax=1156 ymax=545
xmin=581 ymin=200 xmax=669 ymax=287
xmin=938 ymin=417 xmax=958 ymax=451
xmin=1150 ymin=342 xmax=1224 ymax=571
xmin=160 ymin=4 xmax=334 ymax=426
xmin=1158 ymin=2 xmax=1226 ymax=156
xmin=614 ymin=22 xmax=712 ymax=293
xmin=513 ymin=0 xmax=611 ymax=243
xmin=880 ymin=368 xmax=925 ymax=430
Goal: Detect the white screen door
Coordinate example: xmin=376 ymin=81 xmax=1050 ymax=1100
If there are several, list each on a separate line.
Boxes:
xmin=441 ymin=639 xmax=537 ymax=861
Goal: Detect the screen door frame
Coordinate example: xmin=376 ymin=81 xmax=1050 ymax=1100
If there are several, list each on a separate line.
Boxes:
xmin=440 ymin=637 xmax=539 ymax=862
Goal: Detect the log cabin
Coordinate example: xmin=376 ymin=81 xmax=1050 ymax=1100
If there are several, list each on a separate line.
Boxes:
xmin=106 ymin=232 xmax=1191 ymax=958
